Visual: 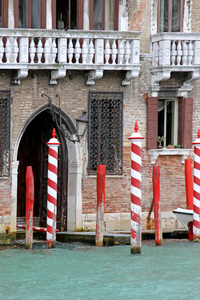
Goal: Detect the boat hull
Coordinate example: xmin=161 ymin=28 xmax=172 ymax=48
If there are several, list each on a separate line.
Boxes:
xmin=173 ymin=208 xmax=193 ymax=230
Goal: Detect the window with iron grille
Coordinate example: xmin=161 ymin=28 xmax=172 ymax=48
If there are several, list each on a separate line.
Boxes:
xmin=88 ymin=91 xmax=123 ymax=175
xmin=0 ymin=91 xmax=11 ymax=177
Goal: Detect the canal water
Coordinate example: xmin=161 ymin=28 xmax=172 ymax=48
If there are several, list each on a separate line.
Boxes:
xmin=0 ymin=240 xmax=200 ymax=300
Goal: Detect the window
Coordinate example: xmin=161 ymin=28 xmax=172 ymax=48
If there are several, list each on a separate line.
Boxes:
xmin=158 ymin=99 xmax=178 ymax=147
xmin=15 ymin=0 xmax=46 ymax=28
xmin=88 ymin=92 xmax=123 ymax=175
xmin=158 ymin=0 xmax=184 ymax=32
xmin=147 ymin=97 xmax=193 ymax=149
xmin=0 ymin=91 xmax=11 ymax=177
xmin=89 ymin=0 xmax=119 ymax=30
xmin=56 ymin=0 xmax=83 ymax=30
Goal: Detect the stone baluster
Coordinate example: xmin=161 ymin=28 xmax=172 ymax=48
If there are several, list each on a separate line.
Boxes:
xmin=13 ymin=37 xmax=18 ymax=63
xmin=51 ymin=38 xmax=57 ymax=63
xmin=94 ymin=38 xmax=104 ymax=64
xmin=118 ymin=40 xmax=124 ymax=64
xmin=44 ymin=38 xmax=51 ymax=63
xmin=177 ymin=41 xmax=182 ymax=65
xmin=29 ymin=38 xmax=35 ymax=63
xmin=105 ymin=39 xmax=111 ymax=64
xmin=37 ymin=38 xmax=43 ymax=63
xmin=193 ymin=40 xmax=200 ymax=65
xmin=0 ymin=37 xmax=4 ymax=63
xmin=88 ymin=39 xmax=94 ymax=64
xmin=75 ymin=38 xmax=81 ymax=64
xmin=111 ymin=39 xmax=117 ymax=64
xmin=68 ymin=38 xmax=74 ymax=63
xmin=124 ymin=40 xmax=131 ymax=64
xmin=182 ymin=41 xmax=188 ymax=66
xmin=5 ymin=37 xmax=11 ymax=63
xmin=19 ymin=37 xmax=29 ymax=63
xmin=188 ymin=41 xmax=193 ymax=65
xmin=58 ymin=38 xmax=67 ymax=63
xmin=171 ymin=41 xmax=176 ymax=65
xmin=130 ymin=39 xmax=140 ymax=65
xmin=82 ymin=39 xmax=88 ymax=64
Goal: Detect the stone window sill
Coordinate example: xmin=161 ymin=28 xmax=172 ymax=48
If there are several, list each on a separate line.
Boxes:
xmin=148 ymin=148 xmax=192 ymax=164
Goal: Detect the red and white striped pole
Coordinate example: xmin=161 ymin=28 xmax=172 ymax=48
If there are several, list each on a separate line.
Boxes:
xmin=193 ymin=130 xmax=200 ymax=241
xmin=128 ymin=121 xmax=144 ymax=254
xmin=46 ymin=128 xmax=60 ymax=248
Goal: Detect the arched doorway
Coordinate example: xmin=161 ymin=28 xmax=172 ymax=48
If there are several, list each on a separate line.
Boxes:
xmin=17 ymin=107 xmax=70 ymax=231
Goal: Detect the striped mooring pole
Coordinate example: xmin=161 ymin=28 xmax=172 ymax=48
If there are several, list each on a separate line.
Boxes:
xmin=193 ymin=130 xmax=200 ymax=241
xmin=46 ymin=128 xmax=60 ymax=248
xmin=128 ymin=121 xmax=144 ymax=254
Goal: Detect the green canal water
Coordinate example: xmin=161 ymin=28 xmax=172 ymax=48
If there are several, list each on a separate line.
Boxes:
xmin=0 ymin=240 xmax=200 ymax=300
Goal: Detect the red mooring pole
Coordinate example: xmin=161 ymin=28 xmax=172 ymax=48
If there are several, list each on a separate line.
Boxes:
xmin=128 ymin=121 xmax=144 ymax=254
xmin=25 ymin=166 xmax=34 ymax=249
xmin=185 ymin=159 xmax=193 ymax=210
xmin=95 ymin=165 xmax=106 ymax=247
xmin=193 ymin=130 xmax=200 ymax=241
xmin=153 ymin=166 xmax=163 ymax=246
xmin=46 ymin=128 xmax=60 ymax=248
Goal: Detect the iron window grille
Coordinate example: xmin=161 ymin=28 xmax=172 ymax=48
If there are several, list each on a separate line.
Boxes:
xmin=88 ymin=91 xmax=123 ymax=175
xmin=0 ymin=91 xmax=11 ymax=177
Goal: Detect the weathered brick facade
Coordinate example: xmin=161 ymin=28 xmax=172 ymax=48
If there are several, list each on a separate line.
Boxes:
xmin=1 ymin=0 xmax=200 ymax=236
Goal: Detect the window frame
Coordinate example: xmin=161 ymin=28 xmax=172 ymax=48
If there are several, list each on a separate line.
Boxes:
xmin=147 ymin=96 xmax=193 ymax=150
xmin=88 ymin=91 xmax=123 ymax=176
xmin=158 ymin=98 xmax=178 ymax=147
xmin=14 ymin=0 xmax=46 ymax=29
xmin=157 ymin=0 xmax=184 ymax=32
xmin=89 ymin=0 xmax=119 ymax=30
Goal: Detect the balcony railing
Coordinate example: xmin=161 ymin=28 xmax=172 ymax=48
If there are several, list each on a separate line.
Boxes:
xmin=151 ymin=33 xmax=200 ymax=86
xmin=0 ymin=29 xmax=141 ymax=85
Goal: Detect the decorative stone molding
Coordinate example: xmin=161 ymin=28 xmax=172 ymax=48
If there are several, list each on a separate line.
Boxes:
xmin=12 ymin=69 xmax=28 ymax=85
xmin=50 ymin=67 xmax=66 ymax=85
xmin=148 ymin=148 xmax=192 ymax=164
xmin=86 ymin=70 xmax=103 ymax=85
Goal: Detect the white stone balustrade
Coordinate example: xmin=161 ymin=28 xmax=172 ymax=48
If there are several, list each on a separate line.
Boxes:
xmin=151 ymin=33 xmax=200 ymax=90
xmin=0 ymin=29 xmax=141 ymax=85
xmin=151 ymin=33 xmax=200 ymax=67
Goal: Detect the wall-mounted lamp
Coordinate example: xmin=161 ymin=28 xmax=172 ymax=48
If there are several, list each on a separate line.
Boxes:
xmin=41 ymin=93 xmax=88 ymax=143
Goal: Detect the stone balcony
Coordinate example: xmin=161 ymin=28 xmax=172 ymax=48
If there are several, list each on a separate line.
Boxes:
xmin=151 ymin=33 xmax=200 ymax=94
xmin=0 ymin=29 xmax=141 ymax=85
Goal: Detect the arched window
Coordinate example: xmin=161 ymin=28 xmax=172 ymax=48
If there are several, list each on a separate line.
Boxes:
xmin=14 ymin=0 xmax=46 ymax=29
xmin=158 ymin=0 xmax=184 ymax=32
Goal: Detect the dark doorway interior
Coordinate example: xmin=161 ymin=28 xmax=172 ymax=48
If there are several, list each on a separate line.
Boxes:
xmin=17 ymin=109 xmax=68 ymax=231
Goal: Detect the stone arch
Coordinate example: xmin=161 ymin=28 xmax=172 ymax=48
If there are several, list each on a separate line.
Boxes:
xmin=11 ymin=103 xmax=83 ymax=233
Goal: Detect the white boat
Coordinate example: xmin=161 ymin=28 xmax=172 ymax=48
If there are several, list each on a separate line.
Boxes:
xmin=173 ymin=208 xmax=193 ymax=230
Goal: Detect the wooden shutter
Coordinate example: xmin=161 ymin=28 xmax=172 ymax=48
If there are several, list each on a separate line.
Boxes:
xmin=147 ymin=97 xmax=158 ymax=149
xmin=178 ymin=97 xmax=193 ymax=148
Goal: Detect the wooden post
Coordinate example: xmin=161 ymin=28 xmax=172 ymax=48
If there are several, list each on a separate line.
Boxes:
xmin=46 ymin=128 xmax=60 ymax=248
xmin=25 ymin=166 xmax=34 ymax=249
xmin=153 ymin=166 xmax=163 ymax=246
xmin=192 ymin=130 xmax=200 ymax=241
xmin=185 ymin=159 xmax=193 ymax=210
xmin=128 ymin=121 xmax=144 ymax=254
xmin=95 ymin=165 xmax=106 ymax=247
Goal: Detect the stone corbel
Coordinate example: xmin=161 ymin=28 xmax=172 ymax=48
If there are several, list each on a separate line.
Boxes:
xmin=86 ymin=70 xmax=103 ymax=85
xmin=151 ymin=69 xmax=171 ymax=87
xmin=122 ymin=69 xmax=140 ymax=86
xmin=12 ymin=69 xmax=28 ymax=85
xmin=50 ymin=67 xmax=66 ymax=85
